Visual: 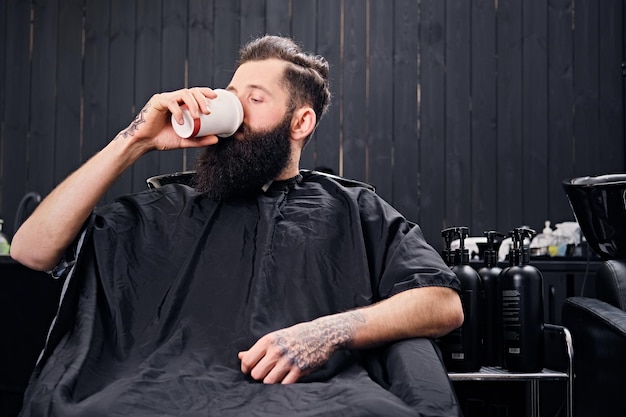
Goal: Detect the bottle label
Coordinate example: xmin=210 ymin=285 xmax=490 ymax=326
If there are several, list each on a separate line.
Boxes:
xmin=502 ymin=289 xmax=521 ymax=342
xmin=451 ymin=352 xmax=465 ymax=360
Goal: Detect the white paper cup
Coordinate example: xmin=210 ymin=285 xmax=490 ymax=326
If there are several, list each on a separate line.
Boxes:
xmin=171 ymin=89 xmax=243 ymax=138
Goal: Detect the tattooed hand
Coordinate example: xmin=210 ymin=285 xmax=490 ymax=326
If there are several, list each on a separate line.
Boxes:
xmin=238 ymin=311 xmax=365 ymax=384
xmin=113 ymin=87 xmax=220 ymax=153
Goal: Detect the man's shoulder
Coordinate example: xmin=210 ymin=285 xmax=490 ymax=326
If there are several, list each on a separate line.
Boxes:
xmin=96 ymin=183 xmax=202 ymax=220
xmin=128 ymin=182 xmax=199 ymax=204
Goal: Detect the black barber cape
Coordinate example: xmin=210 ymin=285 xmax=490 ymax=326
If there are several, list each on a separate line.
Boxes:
xmin=19 ymin=171 xmax=460 ymax=417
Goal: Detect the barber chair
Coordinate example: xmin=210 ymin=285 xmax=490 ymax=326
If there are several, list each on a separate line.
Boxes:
xmin=145 ymin=170 xmax=462 ymax=416
xmin=146 ymin=169 xmax=377 ymax=191
xmin=562 ymin=174 xmax=626 ymax=417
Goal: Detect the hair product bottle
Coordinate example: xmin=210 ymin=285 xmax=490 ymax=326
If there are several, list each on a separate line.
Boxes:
xmin=500 ymin=227 xmax=544 ymax=372
xmin=478 ymin=231 xmax=504 ymax=367
xmin=438 ymin=227 xmax=483 ymax=372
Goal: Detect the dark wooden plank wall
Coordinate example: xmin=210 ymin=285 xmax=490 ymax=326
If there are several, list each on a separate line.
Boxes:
xmin=1 ymin=0 xmax=624 ymax=252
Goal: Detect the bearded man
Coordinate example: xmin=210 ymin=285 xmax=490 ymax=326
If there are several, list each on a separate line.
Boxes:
xmin=11 ymin=36 xmax=463 ymax=417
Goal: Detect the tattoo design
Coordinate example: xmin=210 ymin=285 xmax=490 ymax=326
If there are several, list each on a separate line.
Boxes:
xmin=273 ymin=311 xmax=365 ymax=371
xmin=116 ymin=103 xmax=150 ymax=140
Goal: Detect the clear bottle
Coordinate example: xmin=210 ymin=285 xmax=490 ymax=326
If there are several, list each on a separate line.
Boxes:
xmin=0 ymin=219 xmax=10 ymax=255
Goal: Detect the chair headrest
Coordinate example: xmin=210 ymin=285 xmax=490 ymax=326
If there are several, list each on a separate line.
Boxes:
xmin=146 ymin=171 xmax=196 ymax=189
xmin=597 ymin=260 xmax=626 ymax=311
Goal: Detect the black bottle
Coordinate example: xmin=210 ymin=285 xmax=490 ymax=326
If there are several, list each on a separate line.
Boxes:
xmin=438 ymin=227 xmax=483 ymax=372
xmin=478 ymin=231 xmax=503 ymax=367
xmin=500 ymin=227 xmax=544 ymax=372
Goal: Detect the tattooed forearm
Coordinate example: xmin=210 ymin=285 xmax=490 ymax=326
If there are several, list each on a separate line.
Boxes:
xmin=115 ymin=103 xmax=150 ymax=140
xmin=273 ymin=311 xmax=366 ymax=371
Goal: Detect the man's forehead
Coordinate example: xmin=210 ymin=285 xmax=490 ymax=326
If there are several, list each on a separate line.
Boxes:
xmin=227 ymin=59 xmax=288 ymax=94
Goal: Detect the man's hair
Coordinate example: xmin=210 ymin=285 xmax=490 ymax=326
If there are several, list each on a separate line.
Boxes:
xmin=237 ymin=35 xmax=331 ymax=128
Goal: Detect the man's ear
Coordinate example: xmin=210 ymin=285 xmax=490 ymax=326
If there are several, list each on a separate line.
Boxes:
xmin=290 ymin=107 xmax=317 ymax=142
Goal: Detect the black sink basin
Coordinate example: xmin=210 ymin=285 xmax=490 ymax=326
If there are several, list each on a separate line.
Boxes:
xmin=562 ymin=174 xmax=626 ymax=260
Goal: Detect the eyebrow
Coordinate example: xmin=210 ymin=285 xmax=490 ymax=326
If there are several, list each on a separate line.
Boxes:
xmin=226 ymin=84 xmax=274 ymax=97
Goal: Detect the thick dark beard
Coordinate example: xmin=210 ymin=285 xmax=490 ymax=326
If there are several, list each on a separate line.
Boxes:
xmin=193 ymin=113 xmax=293 ymax=203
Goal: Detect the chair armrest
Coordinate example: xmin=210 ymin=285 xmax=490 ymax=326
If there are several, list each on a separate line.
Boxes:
xmin=563 ymin=297 xmax=626 ymax=336
xmin=563 ymin=297 xmax=626 ymax=417
xmin=374 ymin=338 xmax=461 ymax=416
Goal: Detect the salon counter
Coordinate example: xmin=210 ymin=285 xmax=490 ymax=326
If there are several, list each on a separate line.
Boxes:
xmin=0 ymin=256 xmax=63 ymax=416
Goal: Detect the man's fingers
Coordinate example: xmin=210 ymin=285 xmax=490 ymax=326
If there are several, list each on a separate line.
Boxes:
xmin=189 ymin=87 xmax=216 ymax=114
xmin=159 ymin=90 xmax=196 ymax=122
xmin=280 ymin=369 xmax=302 ymax=385
xmin=239 ymin=349 xmax=262 ymax=374
xmin=179 ymin=87 xmax=217 ymax=118
xmin=262 ymin=360 xmax=293 ymax=384
xmin=239 ymin=338 xmax=301 ymax=384
xmin=155 ymin=88 xmax=217 ymax=124
xmin=189 ymin=135 xmax=219 ymax=147
xmin=249 ymin=349 xmax=283 ymax=381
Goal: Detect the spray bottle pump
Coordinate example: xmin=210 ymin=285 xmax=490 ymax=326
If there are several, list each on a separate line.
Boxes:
xmin=441 ymin=228 xmax=455 ymax=267
xmin=456 ymin=227 xmax=470 ymax=263
xmin=483 ymin=231 xmax=502 ymax=268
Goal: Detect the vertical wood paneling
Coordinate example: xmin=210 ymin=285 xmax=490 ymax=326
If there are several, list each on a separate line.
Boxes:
xmin=213 ymin=0 xmax=240 ymax=89
xmin=419 ymin=0 xmax=446 ymax=243
xmin=291 ymin=0 xmax=317 ymax=52
xmin=105 ymin=0 xmax=136 ymax=201
xmin=186 ymin=0 xmax=215 ymax=169
xmin=0 ymin=0 xmax=624 ymax=251
xmin=29 ymin=0 xmax=58 ymax=196
xmin=266 ymin=0 xmax=290 ymax=36
xmin=547 ymin=0 xmax=575 ymax=223
xmin=292 ymin=0 xmax=317 ymax=171
xmin=54 ymin=0 xmax=83 ymax=185
xmin=470 ymin=0 xmax=497 ymax=236
xmin=188 ymin=0 xmax=215 ymax=89
xmin=82 ymin=0 xmax=110 ymax=163
xmin=392 ymin=0 xmax=420 ymax=222
xmin=241 ymin=0 xmax=266 ymax=42
xmin=367 ymin=0 xmax=394 ymax=201
xmin=496 ymin=0 xmax=524 ymax=233
xmin=132 ymin=0 xmax=162 ymax=187
xmin=1 ymin=0 xmax=32 ymax=238
xmin=158 ymin=0 xmax=189 ymax=178
xmin=573 ymin=0 xmax=599 ymax=178
xmin=314 ymin=0 xmax=342 ymax=173
xmin=161 ymin=0 xmax=188 ymax=92
xmin=599 ymin=0 xmax=625 ymax=174
xmin=445 ymin=0 xmax=471 ymax=228
xmin=342 ymin=0 xmax=367 ymax=182
xmin=522 ymin=0 xmax=549 ymax=230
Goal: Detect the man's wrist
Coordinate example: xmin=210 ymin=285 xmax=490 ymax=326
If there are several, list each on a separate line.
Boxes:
xmin=103 ymin=133 xmax=151 ymax=170
xmin=316 ymin=311 xmax=366 ymax=351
